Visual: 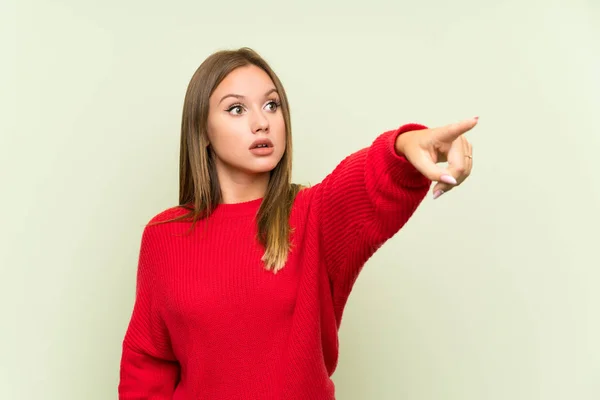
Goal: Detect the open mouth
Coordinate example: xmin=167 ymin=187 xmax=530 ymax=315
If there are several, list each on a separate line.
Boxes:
xmin=249 ymin=139 xmax=274 ymax=150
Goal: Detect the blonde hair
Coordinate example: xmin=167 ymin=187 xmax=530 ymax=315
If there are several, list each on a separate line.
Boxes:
xmin=157 ymin=47 xmax=302 ymax=273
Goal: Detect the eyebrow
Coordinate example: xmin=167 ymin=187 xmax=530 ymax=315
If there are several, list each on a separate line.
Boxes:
xmin=218 ymin=88 xmax=279 ymax=105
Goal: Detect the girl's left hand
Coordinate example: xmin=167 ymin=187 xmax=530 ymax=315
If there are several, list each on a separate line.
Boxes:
xmin=395 ymin=117 xmax=478 ymax=199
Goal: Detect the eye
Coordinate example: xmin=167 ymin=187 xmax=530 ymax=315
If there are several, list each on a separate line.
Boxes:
xmin=226 ymin=104 xmax=245 ymax=115
xmin=265 ymin=100 xmax=281 ymax=112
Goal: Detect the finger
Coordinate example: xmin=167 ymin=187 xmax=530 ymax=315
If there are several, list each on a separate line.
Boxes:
xmin=431 ymin=166 xmax=462 ymax=198
xmin=405 ymin=148 xmax=458 ymax=185
xmin=433 ymin=137 xmax=467 ymax=199
xmin=464 ymin=140 xmax=473 ymax=176
xmin=432 ymin=137 xmax=472 ymax=199
xmin=432 ymin=117 xmax=478 ymax=144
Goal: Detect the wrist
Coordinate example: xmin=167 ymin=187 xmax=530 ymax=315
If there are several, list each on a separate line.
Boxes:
xmin=394 ymin=131 xmax=409 ymax=157
xmin=393 ymin=123 xmax=428 ymax=158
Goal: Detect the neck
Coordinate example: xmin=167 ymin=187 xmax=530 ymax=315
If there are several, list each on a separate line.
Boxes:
xmin=216 ymin=166 xmax=270 ymax=204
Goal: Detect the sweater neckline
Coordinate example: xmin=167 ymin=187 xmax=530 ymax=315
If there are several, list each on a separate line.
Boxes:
xmin=212 ymin=197 xmax=263 ymax=217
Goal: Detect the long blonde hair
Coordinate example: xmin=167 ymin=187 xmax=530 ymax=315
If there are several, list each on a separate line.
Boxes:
xmin=157 ymin=47 xmax=302 ymax=273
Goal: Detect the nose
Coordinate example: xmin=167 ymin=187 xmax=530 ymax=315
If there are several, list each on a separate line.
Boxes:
xmin=251 ymin=109 xmax=269 ymax=134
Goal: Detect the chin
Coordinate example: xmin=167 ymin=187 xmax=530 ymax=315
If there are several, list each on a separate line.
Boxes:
xmin=223 ymin=153 xmax=284 ymax=176
xmin=248 ymin=160 xmax=280 ymax=174
xmin=226 ymin=158 xmax=277 ymax=176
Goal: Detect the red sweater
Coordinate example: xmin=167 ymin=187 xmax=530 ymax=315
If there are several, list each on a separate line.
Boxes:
xmin=119 ymin=124 xmax=430 ymax=400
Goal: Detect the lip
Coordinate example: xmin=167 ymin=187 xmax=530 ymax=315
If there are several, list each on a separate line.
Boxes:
xmin=249 ymin=138 xmax=274 ymax=150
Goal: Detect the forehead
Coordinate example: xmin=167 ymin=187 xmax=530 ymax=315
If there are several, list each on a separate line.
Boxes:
xmin=212 ymin=65 xmax=276 ymax=98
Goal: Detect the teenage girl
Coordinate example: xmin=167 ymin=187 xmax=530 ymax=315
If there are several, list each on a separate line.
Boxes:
xmin=118 ymin=47 xmax=477 ymax=400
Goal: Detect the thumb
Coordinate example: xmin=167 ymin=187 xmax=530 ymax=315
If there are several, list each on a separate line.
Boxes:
xmin=407 ymin=149 xmax=458 ymax=185
xmin=432 ymin=117 xmax=478 ymax=143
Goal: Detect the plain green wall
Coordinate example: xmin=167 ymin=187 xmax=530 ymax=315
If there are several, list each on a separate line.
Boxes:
xmin=3 ymin=0 xmax=599 ymax=399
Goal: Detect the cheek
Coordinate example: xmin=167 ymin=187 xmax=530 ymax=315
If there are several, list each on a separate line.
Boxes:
xmin=206 ymin=117 xmax=218 ymax=146
xmin=211 ymin=136 xmax=244 ymax=161
xmin=273 ymin=115 xmax=286 ymax=141
xmin=208 ymin=116 xmax=237 ymax=148
xmin=207 ymin=121 xmax=246 ymax=162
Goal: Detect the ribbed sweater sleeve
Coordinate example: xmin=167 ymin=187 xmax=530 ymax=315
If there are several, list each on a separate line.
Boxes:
xmin=311 ymin=124 xmax=431 ymax=324
xmin=118 ymin=224 xmax=179 ymax=399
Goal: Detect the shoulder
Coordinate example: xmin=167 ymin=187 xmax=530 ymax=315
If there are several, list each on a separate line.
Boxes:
xmin=292 ymin=184 xmax=313 ymax=205
xmin=147 ymin=204 xmax=193 ymax=225
xmin=141 ymin=204 xmax=194 ymax=239
xmin=137 ymin=204 xmax=193 ymax=248
xmin=290 ymin=184 xmax=323 ymax=218
xmin=293 ymin=181 xmax=326 ymax=203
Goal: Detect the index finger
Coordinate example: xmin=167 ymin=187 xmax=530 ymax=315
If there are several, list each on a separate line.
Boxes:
xmin=432 ymin=117 xmax=479 ymax=143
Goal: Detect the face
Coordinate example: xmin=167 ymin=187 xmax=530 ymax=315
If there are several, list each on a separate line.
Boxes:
xmin=207 ymin=65 xmax=286 ymax=180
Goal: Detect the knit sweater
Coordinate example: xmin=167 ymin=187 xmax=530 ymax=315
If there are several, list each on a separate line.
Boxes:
xmin=118 ymin=123 xmax=431 ymax=400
